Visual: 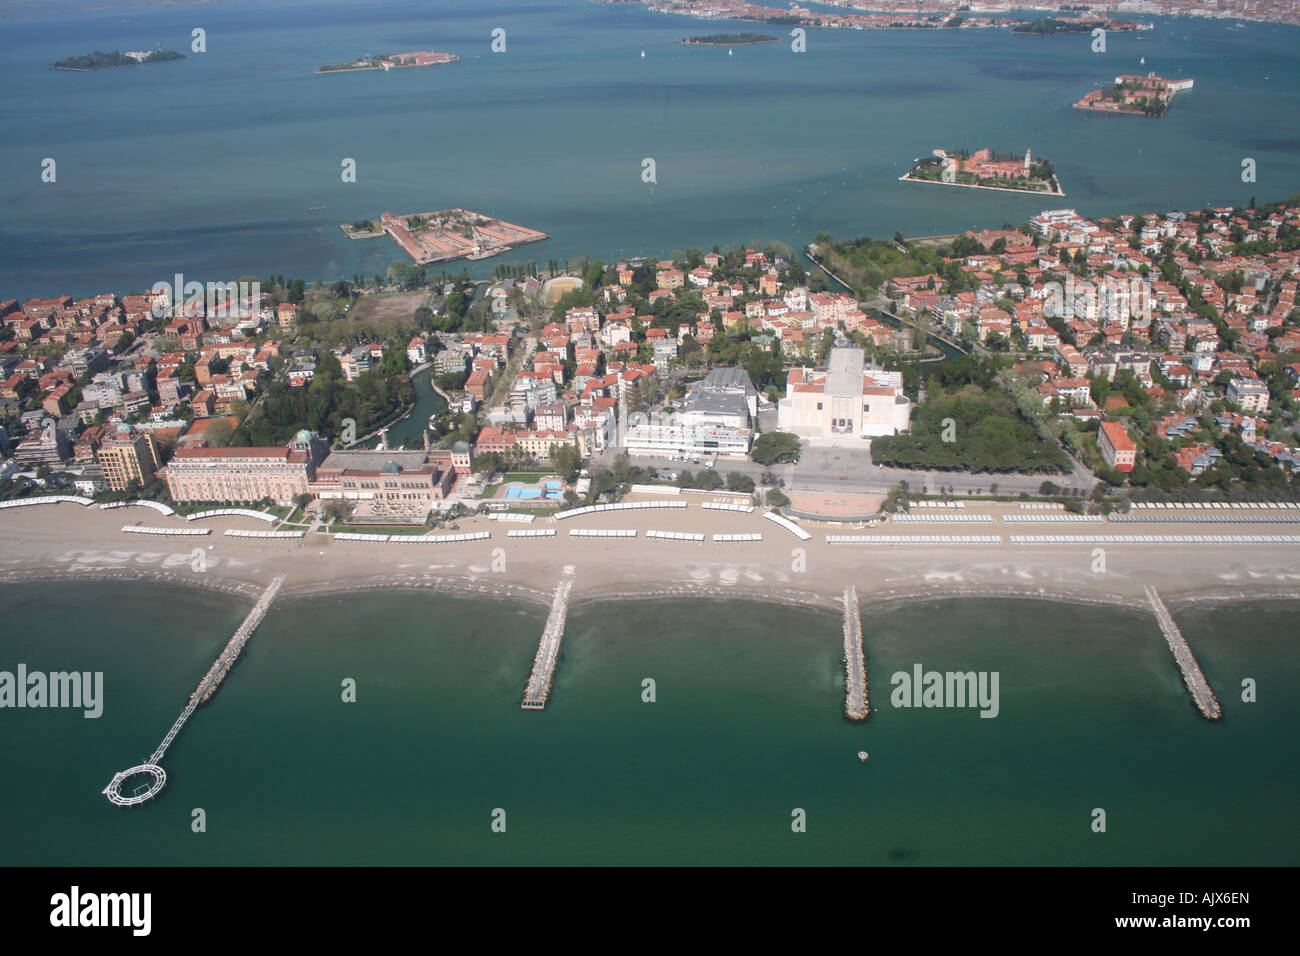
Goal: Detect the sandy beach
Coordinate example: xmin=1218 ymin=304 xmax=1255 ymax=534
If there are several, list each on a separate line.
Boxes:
xmin=1 ymin=498 xmax=1298 ymax=617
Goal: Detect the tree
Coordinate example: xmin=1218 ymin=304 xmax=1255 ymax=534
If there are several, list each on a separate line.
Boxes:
xmin=766 ymin=488 xmax=790 ymax=508
xmin=696 ymin=470 xmax=723 ymax=491
xmin=552 ymin=444 xmax=582 ymax=483
xmin=471 ymin=451 xmax=502 ymax=474
xmin=726 ymin=471 xmax=755 ymax=493
xmin=751 ymin=431 xmax=801 ymax=465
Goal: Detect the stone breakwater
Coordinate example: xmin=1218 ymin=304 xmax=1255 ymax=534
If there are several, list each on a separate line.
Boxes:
xmin=843 ymin=586 xmax=868 ymax=720
xmin=1145 ymin=585 xmax=1222 ymax=721
xmin=521 ymin=567 xmax=575 ymax=710
xmin=193 ymin=575 xmax=284 ymax=706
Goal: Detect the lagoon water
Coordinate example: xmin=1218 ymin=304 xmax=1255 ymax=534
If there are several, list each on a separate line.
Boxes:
xmin=1 ymin=581 xmax=1296 ymax=865
xmin=1 ymin=0 xmax=1298 ymax=299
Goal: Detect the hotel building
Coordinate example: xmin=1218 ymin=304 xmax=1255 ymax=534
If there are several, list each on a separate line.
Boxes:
xmin=163 ymin=430 xmax=327 ymax=504
xmin=620 ymin=367 xmax=757 ymax=458
xmin=96 ymin=425 xmax=161 ymax=492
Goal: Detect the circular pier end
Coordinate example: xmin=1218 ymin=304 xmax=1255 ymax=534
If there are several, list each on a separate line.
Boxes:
xmin=102 ymin=764 xmax=167 ymax=807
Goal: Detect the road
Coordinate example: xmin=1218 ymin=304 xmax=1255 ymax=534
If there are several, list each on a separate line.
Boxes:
xmin=789 ymin=442 xmax=1095 ymax=496
xmin=601 ymin=440 xmax=1095 ymax=498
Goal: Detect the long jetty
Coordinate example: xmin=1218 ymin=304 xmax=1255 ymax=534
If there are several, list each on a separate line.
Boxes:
xmin=842 ymin=586 xmax=869 ymax=720
xmin=102 ymin=575 xmax=284 ymax=806
xmin=1145 ymin=584 xmax=1222 ymax=721
xmin=521 ymin=566 xmax=575 ymax=710
xmin=192 ymin=575 xmax=283 ymax=707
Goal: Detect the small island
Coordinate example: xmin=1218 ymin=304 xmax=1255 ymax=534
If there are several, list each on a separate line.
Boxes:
xmin=682 ymin=33 xmax=778 ymax=46
xmin=901 ymin=148 xmax=1065 ymax=196
xmin=343 ymin=208 xmax=548 ymax=265
xmin=1012 ymin=17 xmax=1146 ymax=34
xmin=52 ymin=49 xmax=185 ymax=71
xmin=1074 ymin=72 xmax=1194 ymax=117
xmin=317 ymin=50 xmax=458 ymax=74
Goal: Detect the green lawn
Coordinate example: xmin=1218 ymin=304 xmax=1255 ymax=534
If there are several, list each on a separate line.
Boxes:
xmin=478 ymin=482 xmax=503 ymax=499
xmin=503 ymin=471 xmax=554 ymax=483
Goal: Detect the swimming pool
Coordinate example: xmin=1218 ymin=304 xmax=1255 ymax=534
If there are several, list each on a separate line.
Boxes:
xmin=505 ymin=483 xmax=563 ymax=500
xmin=505 ymin=487 xmax=542 ymax=499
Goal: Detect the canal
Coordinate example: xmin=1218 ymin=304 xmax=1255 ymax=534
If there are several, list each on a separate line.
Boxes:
xmin=360 ymin=366 xmax=448 ymax=449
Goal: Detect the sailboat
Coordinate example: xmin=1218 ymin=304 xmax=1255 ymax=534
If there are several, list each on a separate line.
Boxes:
xmin=640 ymin=49 xmax=645 ymax=58
xmin=1140 ymin=56 xmax=1145 ymax=65
xmin=728 ymin=48 xmax=733 ymax=56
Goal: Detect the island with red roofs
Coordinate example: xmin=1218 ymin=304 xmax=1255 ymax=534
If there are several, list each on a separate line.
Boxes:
xmin=317 ymin=51 xmax=458 ymax=74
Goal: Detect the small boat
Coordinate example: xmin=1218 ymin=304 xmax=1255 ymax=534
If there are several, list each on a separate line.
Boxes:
xmin=857 ymin=751 xmax=869 ymax=762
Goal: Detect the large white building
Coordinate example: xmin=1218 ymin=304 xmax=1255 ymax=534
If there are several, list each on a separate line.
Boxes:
xmin=777 ymin=347 xmax=911 ymax=442
xmin=620 ymin=367 xmax=757 ymax=458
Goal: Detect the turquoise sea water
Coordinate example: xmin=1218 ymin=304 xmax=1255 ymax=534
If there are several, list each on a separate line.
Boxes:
xmin=2 ymin=1 xmax=1298 ymax=299
xmin=1 ymin=581 xmax=1295 ymax=865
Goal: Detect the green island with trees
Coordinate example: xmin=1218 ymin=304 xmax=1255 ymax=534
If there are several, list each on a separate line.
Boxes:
xmin=1011 ymin=18 xmax=1131 ymax=35
xmin=52 ymin=50 xmax=185 ymax=70
xmin=683 ymin=33 xmax=778 ymax=45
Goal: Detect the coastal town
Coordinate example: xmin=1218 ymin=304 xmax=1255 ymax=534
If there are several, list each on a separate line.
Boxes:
xmin=2 ymin=195 xmax=1298 ymax=529
xmin=600 ymin=0 xmax=1148 ymax=32
xmin=3 ymin=0 xmax=1298 ymax=886
xmin=606 ymin=0 xmax=1300 ymax=30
